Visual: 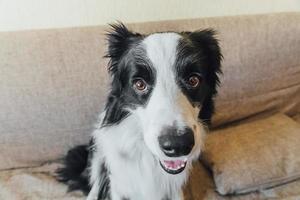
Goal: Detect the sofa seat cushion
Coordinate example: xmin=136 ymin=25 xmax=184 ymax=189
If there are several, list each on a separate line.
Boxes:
xmin=201 ymin=114 xmax=300 ymax=195
xmin=2 ymin=161 xmax=300 ymax=200
xmin=0 ymin=163 xmax=84 ymax=200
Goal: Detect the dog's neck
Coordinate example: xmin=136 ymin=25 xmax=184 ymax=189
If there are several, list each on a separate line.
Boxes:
xmin=91 ymin=113 xmax=188 ymax=200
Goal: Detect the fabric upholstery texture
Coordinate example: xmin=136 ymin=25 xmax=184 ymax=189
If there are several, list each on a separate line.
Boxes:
xmin=202 ymin=114 xmax=300 ymax=195
xmin=0 ymin=12 xmax=299 ymax=175
xmin=2 ymin=161 xmax=300 ymax=200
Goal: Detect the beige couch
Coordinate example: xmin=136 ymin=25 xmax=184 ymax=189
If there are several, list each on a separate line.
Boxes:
xmin=0 ymin=12 xmax=299 ymax=200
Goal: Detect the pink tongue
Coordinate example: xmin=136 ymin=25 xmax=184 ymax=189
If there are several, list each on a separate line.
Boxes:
xmin=163 ymin=160 xmax=185 ymax=168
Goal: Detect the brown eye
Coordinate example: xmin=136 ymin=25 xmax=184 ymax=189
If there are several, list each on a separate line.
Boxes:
xmin=188 ymin=75 xmax=202 ymax=88
xmin=133 ymin=79 xmax=147 ymax=91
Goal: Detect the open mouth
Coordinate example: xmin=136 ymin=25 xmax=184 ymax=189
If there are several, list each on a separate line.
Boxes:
xmin=159 ymin=159 xmax=187 ymax=175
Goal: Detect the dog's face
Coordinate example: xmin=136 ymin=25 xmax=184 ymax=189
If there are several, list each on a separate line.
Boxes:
xmin=102 ymin=24 xmax=221 ymax=175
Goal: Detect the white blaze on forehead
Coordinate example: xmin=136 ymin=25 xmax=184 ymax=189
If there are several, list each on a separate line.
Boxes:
xmin=142 ymin=33 xmax=181 ymax=77
xmin=142 ymin=33 xmax=181 ymax=98
xmin=142 ymin=33 xmax=181 ymax=68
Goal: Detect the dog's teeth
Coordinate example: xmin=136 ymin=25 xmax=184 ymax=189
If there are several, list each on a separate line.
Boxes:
xmin=161 ymin=160 xmax=187 ymax=172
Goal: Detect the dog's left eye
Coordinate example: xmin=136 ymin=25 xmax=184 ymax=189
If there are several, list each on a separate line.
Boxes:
xmin=187 ymin=74 xmax=202 ymax=88
xmin=133 ymin=78 xmax=148 ymax=92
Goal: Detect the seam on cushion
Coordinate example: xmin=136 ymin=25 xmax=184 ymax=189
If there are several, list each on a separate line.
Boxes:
xmin=235 ymin=173 xmax=300 ymax=194
xmin=0 ymin=126 xmax=93 ymax=135
xmin=0 ymin=161 xmax=57 ymax=172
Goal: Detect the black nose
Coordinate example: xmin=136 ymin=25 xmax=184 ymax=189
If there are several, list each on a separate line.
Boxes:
xmin=158 ymin=126 xmax=195 ymax=157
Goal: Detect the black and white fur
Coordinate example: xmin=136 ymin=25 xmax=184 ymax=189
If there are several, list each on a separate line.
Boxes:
xmin=57 ymin=23 xmax=222 ymax=200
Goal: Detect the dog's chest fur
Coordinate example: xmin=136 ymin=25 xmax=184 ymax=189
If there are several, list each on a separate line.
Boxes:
xmin=108 ymin=153 xmax=185 ymax=200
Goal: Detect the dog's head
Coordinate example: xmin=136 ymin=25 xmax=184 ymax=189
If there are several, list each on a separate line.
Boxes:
xmin=102 ymin=23 xmax=221 ymax=175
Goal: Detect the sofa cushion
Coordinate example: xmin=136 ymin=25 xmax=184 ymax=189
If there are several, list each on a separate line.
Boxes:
xmin=0 ymin=27 xmax=109 ymax=170
xmin=201 ymin=114 xmax=300 ymax=195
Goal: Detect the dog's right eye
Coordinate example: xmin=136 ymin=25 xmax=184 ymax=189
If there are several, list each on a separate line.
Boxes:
xmin=133 ymin=78 xmax=147 ymax=92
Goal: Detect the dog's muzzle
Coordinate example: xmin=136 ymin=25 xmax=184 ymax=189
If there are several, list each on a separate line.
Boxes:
xmin=158 ymin=126 xmax=194 ymax=174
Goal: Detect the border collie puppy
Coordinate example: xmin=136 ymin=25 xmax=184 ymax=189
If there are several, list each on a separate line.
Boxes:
xmin=57 ymin=23 xmax=221 ymax=200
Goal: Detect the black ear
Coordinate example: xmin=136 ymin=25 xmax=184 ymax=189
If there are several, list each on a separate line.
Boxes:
xmin=105 ymin=23 xmax=142 ymax=74
xmin=102 ymin=23 xmax=142 ymax=127
xmin=184 ymin=29 xmax=222 ymax=126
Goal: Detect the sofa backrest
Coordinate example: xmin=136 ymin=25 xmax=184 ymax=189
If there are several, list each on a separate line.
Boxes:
xmin=0 ymin=12 xmax=299 ymax=170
